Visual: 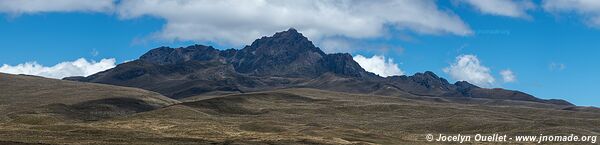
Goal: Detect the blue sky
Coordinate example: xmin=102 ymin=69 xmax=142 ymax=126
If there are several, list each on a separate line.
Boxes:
xmin=0 ymin=0 xmax=599 ymax=106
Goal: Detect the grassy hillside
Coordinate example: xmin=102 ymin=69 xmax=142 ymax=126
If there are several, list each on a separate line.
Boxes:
xmin=0 ymin=73 xmax=179 ymax=123
xmin=1 ymin=81 xmax=598 ymax=144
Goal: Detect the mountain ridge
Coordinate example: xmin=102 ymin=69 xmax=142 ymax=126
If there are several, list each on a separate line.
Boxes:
xmin=66 ymin=28 xmax=572 ymax=106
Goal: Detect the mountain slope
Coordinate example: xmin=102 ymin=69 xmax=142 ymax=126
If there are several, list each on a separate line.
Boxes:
xmin=0 ymin=73 xmax=179 ymax=122
xmin=66 ymin=28 xmax=572 ymax=106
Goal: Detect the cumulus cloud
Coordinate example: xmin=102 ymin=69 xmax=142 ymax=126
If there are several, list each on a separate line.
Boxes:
xmin=116 ymin=0 xmax=472 ymax=45
xmin=500 ymin=69 xmax=516 ymax=83
xmin=461 ymin=0 xmax=535 ymax=18
xmin=543 ymin=0 xmax=600 ymax=27
xmin=0 ymin=0 xmax=115 ymax=14
xmin=443 ymin=54 xmax=495 ymax=87
xmin=353 ymin=55 xmax=404 ymax=77
xmin=0 ymin=58 xmax=116 ymax=79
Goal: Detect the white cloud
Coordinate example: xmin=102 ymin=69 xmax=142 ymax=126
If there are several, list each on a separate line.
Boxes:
xmin=462 ymin=0 xmax=535 ymax=18
xmin=543 ymin=0 xmax=600 ymax=27
xmin=500 ymin=69 xmax=516 ymax=83
xmin=0 ymin=58 xmax=116 ymax=79
xmin=353 ymin=55 xmax=404 ymax=77
xmin=0 ymin=0 xmax=115 ymax=14
xmin=0 ymin=0 xmax=472 ymax=47
xmin=443 ymin=54 xmax=495 ymax=87
xmin=116 ymin=0 xmax=472 ymax=45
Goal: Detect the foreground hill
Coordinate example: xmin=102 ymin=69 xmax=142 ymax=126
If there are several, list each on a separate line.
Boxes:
xmin=0 ymin=88 xmax=598 ymax=144
xmin=0 ymin=73 xmax=179 ymax=123
xmin=66 ymin=28 xmax=571 ymax=106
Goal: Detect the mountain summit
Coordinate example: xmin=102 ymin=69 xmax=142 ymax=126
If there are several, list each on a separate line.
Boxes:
xmin=135 ymin=28 xmax=370 ymax=78
xmin=66 ymin=29 xmax=572 ymax=106
xmin=233 ymin=28 xmax=359 ymax=77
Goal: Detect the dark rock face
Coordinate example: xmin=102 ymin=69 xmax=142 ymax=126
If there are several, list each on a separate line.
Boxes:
xmin=139 ymin=45 xmax=224 ymax=65
xmin=133 ymin=28 xmax=371 ymax=79
xmin=71 ymin=28 xmax=572 ymax=106
xmin=233 ymin=28 xmax=325 ymax=77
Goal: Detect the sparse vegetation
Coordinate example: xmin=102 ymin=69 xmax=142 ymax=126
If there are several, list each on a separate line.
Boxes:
xmin=1 ymin=74 xmax=598 ymax=144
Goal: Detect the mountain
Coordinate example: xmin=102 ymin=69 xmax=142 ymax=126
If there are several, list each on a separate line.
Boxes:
xmin=3 ymin=29 xmax=597 ymax=145
xmin=66 ymin=28 xmax=572 ymax=106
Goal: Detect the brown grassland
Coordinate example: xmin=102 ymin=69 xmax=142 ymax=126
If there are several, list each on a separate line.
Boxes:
xmin=1 ymin=73 xmax=599 ymax=145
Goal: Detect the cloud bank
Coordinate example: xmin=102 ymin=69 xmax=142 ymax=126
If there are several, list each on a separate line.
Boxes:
xmin=353 ymin=55 xmax=404 ymax=77
xmin=0 ymin=0 xmax=115 ymax=14
xmin=114 ymin=0 xmax=472 ymax=45
xmin=0 ymin=0 xmax=474 ymax=48
xmin=3 ymin=0 xmax=600 ymax=47
xmin=0 ymin=58 xmax=116 ymax=79
xmin=443 ymin=54 xmax=495 ymax=87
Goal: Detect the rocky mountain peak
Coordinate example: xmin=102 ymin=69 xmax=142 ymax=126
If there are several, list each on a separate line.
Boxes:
xmin=232 ymin=28 xmax=330 ymax=77
xmin=419 ymin=71 xmax=439 ymax=78
xmin=411 ymin=71 xmax=450 ymax=85
xmin=244 ymin=28 xmax=323 ymax=56
xmin=272 ymin=28 xmax=302 ymax=39
xmin=395 ymin=71 xmax=454 ymax=93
